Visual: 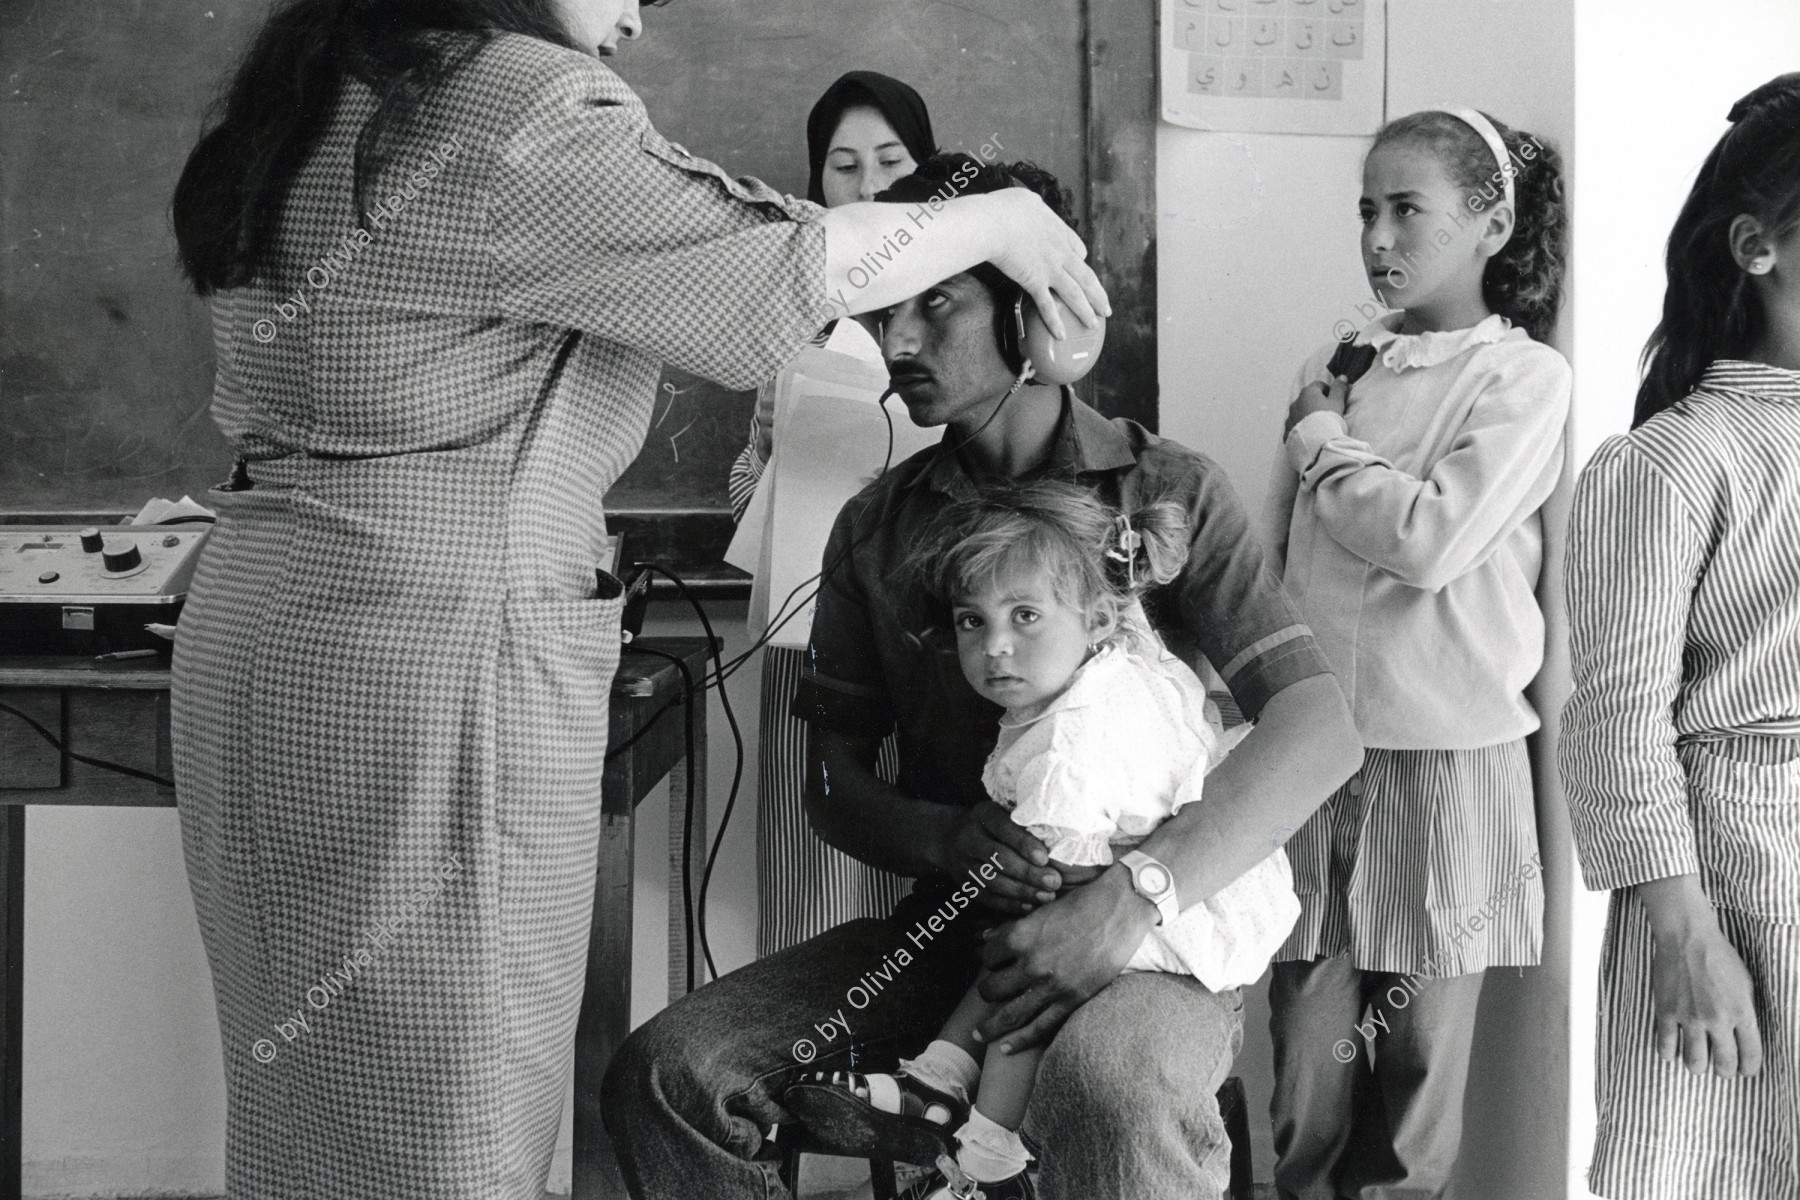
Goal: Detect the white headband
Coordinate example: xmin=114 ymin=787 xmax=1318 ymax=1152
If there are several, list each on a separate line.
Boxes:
xmin=1432 ymin=105 xmax=1514 ymax=209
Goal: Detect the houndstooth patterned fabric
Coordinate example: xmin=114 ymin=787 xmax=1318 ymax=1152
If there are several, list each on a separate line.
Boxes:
xmin=170 ymin=33 xmax=829 ymax=1200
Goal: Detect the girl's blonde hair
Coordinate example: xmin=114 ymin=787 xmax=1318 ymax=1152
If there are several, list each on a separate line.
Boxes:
xmin=908 ymin=479 xmax=1190 ymax=647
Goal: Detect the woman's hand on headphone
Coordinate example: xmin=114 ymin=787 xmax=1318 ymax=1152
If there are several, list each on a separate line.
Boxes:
xmin=982 ymin=189 xmax=1111 ymax=339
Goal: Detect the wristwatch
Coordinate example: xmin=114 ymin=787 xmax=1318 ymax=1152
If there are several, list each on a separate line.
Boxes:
xmin=1119 ymin=850 xmax=1179 ymax=926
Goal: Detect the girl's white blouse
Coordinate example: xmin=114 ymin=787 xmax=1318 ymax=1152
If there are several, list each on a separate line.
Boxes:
xmin=981 ymin=642 xmax=1300 ymax=991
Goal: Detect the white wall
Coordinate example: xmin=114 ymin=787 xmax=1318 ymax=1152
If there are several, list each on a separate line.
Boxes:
xmin=1567 ymin=2 xmax=1800 ymax=1196
xmin=1157 ymin=1 xmax=1574 ymax=1192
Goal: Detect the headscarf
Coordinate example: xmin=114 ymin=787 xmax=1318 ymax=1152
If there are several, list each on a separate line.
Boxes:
xmin=805 ymin=71 xmax=936 ymax=205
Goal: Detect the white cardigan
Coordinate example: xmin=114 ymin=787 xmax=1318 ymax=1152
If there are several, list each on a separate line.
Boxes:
xmin=1269 ymin=313 xmax=1571 ymax=749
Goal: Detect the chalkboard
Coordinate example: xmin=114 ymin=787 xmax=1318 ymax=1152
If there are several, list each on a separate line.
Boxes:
xmin=0 ymin=0 xmax=1093 ymax=525
xmin=606 ymin=0 xmax=1089 ymax=510
xmin=1 ymin=2 xmax=251 ymax=511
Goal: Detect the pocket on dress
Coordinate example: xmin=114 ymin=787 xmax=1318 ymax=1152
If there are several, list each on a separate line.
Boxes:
xmin=1683 ymin=742 xmax=1800 ymax=921
xmin=499 ymin=593 xmax=627 ymax=765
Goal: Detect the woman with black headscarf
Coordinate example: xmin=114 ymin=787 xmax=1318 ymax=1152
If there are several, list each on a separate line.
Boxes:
xmin=728 ymin=71 xmax=938 ymax=515
xmin=727 ymin=71 xmax=937 ymax=957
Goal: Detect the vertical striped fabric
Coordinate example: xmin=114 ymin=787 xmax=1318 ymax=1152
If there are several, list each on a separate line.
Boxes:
xmin=1276 ymin=742 xmax=1543 ymax=976
xmin=726 ymin=421 xmax=764 ymax=522
xmin=755 ymin=644 xmax=907 ymax=956
xmin=1562 ymin=360 xmax=1800 ymax=1198
xmin=1591 ymin=893 xmax=1800 ymax=1199
xmin=1563 ymin=360 xmax=1800 ymax=896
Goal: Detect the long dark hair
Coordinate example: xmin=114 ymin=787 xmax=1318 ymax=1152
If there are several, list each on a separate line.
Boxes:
xmin=1371 ymin=110 xmax=1568 ymax=344
xmin=172 ymin=0 xmax=577 ymax=295
xmin=1635 ymin=74 xmax=1800 ymax=427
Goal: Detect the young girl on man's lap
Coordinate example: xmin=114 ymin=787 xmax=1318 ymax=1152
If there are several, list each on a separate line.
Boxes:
xmin=788 ymin=479 xmax=1300 ymax=1200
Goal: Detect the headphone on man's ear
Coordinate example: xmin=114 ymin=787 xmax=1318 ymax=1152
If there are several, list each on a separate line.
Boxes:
xmin=1000 ymin=293 xmax=1107 ymax=386
xmin=857 ymin=290 xmax=1107 ymax=386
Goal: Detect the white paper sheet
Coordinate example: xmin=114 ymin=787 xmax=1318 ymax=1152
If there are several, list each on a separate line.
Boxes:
xmin=725 ymin=322 xmax=940 ymax=646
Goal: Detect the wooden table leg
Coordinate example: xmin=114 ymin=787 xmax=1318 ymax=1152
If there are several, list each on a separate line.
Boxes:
xmin=0 ymin=806 xmax=23 ymax=1200
xmin=572 ymin=808 xmax=633 ymax=1200
xmin=665 ymin=699 xmax=708 ymax=1002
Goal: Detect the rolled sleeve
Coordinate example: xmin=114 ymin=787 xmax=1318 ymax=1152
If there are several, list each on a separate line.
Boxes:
xmin=1560 ymin=437 xmax=1705 ymax=891
xmin=487 ymin=58 xmax=833 ymax=389
xmin=1284 ymin=409 xmax=1349 ymax=473
xmin=790 ymin=501 xmax=894 ymax=739
xmin=1174 ymin=459 xmax=1332 ymax=720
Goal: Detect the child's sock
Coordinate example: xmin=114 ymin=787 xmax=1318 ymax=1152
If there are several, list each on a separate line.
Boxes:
xmin=898 ymin=1039 xmax=980 ymax=1105
xmin=954 ymin=1106 xmax=1032 ymax=1184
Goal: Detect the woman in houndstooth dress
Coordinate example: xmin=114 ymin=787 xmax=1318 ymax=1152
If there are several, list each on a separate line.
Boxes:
xmin=166 ymin=3 xmax=1104 ymax=1197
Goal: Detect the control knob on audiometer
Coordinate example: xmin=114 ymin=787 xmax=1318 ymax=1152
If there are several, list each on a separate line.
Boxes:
xmin=79 ymin=527 xmax=103 ymax=552
xmin=101 ymin=537 xmax=141 ymax=573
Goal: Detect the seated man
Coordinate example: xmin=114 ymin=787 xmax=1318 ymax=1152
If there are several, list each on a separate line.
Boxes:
xmin=602 ymin=155 xmax=1362 ymax=1200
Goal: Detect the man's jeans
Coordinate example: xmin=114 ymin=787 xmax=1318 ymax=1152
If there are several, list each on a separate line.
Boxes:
xmin=601 ymin=908 xmax=1245 ymax=1199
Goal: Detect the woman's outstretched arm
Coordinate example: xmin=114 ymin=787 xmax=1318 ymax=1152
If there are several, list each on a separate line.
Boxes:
xmin=820 ymin=190 xmax=1109 ymax=335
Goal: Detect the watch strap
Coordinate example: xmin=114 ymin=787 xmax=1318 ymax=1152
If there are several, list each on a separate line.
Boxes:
xmin=1119 ymin=849 xmax=1180 ymax=926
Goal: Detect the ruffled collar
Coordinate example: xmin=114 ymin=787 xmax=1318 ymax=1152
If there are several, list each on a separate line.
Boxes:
xmin=1359 ymin=312 xmax=1513 ymax=372
xmin=1698 ymin=359 xmax=1800 ymax=404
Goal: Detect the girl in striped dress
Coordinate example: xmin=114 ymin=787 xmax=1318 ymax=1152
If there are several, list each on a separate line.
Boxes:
xmin=1562 ymin=74 xmax=1800 ymax=1200
xmin=1265 ymin=107 xmax=1569 ymax=1199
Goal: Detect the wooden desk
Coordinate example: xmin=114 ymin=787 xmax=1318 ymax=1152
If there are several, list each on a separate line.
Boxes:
xmin=0 ymin=637 xmax=712 ymax=1200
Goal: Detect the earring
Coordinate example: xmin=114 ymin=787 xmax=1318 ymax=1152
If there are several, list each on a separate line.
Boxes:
xmin=1751 ymin=259 xmax=1774 ymax=275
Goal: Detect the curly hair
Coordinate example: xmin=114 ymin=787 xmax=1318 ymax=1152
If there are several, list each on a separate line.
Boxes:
xmin=1371 ymin=110 xmax=1568 ymax=343
xmin=906 ymin=479 xmax=1188 ymax=651
xmin=1635 ymin=73 xmax=1800 ymax=427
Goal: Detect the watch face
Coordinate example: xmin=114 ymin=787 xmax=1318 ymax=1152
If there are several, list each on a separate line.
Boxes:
xmin=1139 ymin=863 xmax=1172 ymax=895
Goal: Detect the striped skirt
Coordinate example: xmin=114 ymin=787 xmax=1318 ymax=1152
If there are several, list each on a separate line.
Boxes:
xmin=756 ymin=645 xmax=907 ymax=956
xmin=1589 ymin=738 xmax=1800 ymax=1199
xmin=1591 ymin=896 xmax=1800 ymax=1199
xmin=1276 ymin=741 xmax=1543 ymax=976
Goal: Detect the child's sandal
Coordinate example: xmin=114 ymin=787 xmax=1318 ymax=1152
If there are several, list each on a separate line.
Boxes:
xmin=917 ymin=1154 xmax=1037 ymax=1200
xmin=781 ymin=1070 xmax=968 ymax=1166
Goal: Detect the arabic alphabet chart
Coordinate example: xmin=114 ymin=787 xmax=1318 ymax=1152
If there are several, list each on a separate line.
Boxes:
xmin=1162 ymin=0 xmax=1386 ymax=136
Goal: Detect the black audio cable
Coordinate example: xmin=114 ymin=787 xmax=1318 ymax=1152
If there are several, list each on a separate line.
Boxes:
xmin=0 ymin=700 xmax=176 ymax=789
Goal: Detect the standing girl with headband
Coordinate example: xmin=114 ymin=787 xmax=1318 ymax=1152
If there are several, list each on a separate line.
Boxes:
xmin=1563 ymin=74 xmax=1800 ymax=1200
xmin=1265 ymin=105 xmax=1569 ymax=1199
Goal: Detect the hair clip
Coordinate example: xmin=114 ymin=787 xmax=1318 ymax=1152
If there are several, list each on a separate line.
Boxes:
xmin=1103 ymin=514 xmax=1143 ymax=589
